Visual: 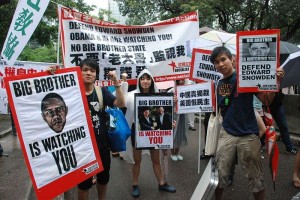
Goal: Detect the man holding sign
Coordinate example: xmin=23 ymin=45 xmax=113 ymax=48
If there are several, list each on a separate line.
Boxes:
xmin=210 ymin=46 xmax=284 ymax=200
xmin=49 ymin=58 xmax=125 ymax=200
xmin=78 ymin=58 xmax=125 ymax=200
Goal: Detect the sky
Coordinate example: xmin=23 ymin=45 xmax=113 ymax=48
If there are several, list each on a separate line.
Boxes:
xmin=83 ymin=0 xmax=108 ymax=15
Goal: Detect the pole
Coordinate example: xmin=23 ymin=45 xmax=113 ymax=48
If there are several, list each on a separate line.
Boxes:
xmin=198 ymin=112 xmax=202 ymax=174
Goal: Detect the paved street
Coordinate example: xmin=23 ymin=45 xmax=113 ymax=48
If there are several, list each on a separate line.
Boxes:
xmin=1 ymin=114 xmax=300 ymax=200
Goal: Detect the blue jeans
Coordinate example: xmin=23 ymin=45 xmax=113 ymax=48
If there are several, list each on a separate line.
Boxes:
xmin=270 ymin=104 xmax=294 ymax=150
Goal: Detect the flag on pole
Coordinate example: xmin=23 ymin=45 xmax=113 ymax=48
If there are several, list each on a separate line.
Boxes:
xmin=1 ymin=0 xmax=50 ymax=66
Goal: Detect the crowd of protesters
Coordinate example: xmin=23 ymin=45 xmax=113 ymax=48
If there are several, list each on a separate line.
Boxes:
xmin=2 ymin=43 xmax=300 ymax=200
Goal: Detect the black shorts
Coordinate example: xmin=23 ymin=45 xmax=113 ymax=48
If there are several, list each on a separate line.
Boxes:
xmin=77 ymin=146 xmax=111 ymax=190
xmin=131 ymin=123 xmax=136 ymax=147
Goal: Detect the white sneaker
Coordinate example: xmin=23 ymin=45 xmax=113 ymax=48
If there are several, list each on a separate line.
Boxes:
xmin=177 ymin=155 xmax=183 ymax=161
xmin=170 ymin=155 xmax=178 ymax=161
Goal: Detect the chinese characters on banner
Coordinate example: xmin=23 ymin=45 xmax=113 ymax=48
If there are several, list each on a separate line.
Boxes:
xmin=237 ymin=29 xmax=280 ymax=92
xmin=134 ymin=93 xmax=173 ymax=149
xmin=58 ymin=5 xmax=199 ymax=84
xmin=1 ymin=0 xmax=50 ymax=66
xmin=0 ymin=60 xmax=56 ymax=114
xmin=176 ymin=82 xmax=215 ymax=114
xmin=190 ymin=49 xmax=223 ymax=82
xmin=4 ymin=68 xmax=103 ymax=200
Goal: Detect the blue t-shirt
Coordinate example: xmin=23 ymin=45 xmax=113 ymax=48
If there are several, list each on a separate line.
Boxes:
xmin=87 ymin=86 xmax=116 ymax=148
xmin=217 ymin=72 xmax=258 ymax=136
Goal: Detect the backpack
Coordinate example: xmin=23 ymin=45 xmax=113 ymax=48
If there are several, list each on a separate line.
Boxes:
xmin=94 ymin=86 xmax=104 ymax=110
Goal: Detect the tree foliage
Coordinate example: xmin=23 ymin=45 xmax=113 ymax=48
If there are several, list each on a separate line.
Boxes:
xmin=1 ymin=0 xmax=299 ymax=63
xmin=115 ymin=0 xmax=300 ymax=43
xmin=98 ymin=8 xmax=118 ymax=23
xmin=0 ymin=0 xmax=95 ymax=62
xmin=18 ymin=45 xmax=59 ymax=63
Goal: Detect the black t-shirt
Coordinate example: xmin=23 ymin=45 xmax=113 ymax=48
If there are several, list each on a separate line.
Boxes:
xmin=217 ymin=72 xmax=258 ymax=136
xmin=86 ymin=86 xmax=116 ymax=148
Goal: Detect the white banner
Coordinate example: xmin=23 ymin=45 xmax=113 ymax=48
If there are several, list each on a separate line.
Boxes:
xmin=134 ymin=94 xmax=173 ymax=149
xmin=0 ymin=60 xmax=56 ymax=114
xmin=58 ymin=6 xmax=199 ymax=84
xmin=1 ymin=0 xmax=50 ymax=66
xmin=176 ymin=82 xmax=214 ymax=114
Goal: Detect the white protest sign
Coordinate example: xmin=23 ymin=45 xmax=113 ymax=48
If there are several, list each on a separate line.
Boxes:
xmin=176 ymin=82 xmax=215 ymax=114
xmin=134 ymin=94 xmax=173 ymax=149
xmin=58 ymin=5 xmax=199 ymax=84
xmin=237 ymin=29 xmax=280 ymax=92
xmin=1 ymin=0 xmax=50 ymax=66
xmin=0 ymin=59 xmax=56 ymax=114
xmin=190 ymin=49 xmax=223 ymax=82
xmin=5 ymin=68 xmax=102 ymax=200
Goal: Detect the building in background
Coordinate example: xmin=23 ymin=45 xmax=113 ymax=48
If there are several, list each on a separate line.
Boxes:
xmin=108 ymin=0 xmax=128 ymax=24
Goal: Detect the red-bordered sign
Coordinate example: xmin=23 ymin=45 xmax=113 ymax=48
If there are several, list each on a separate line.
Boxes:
xmin=237 ymin=29 xmax=280 ymax=93
xmin=4 ymin=68 xmax=103 ymax=200
xmin=190 ymin=48 xmax=223 ymax=82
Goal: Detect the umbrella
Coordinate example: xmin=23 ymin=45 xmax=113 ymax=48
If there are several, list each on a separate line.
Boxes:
xmin=189 ymin=30 xmax=236 ymax=54
xmin=265 ymin=125 xmax=279 ymax=190
xmin=280 ymin=41 xmax=300 ymax=65
xmin=280 ymin=51 xmax=300 ymax=88
xmin=156 ymin=80 xmax=174 ymax=90
xmin=280 ymin=41 xmax=300 ymax=55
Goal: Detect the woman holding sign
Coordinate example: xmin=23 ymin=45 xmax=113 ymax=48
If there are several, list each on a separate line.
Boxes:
xmin=124 ymin=69 xmax=176 ymax=198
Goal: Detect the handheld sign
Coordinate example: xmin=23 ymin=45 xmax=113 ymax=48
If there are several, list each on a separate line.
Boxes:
xmin=176 ymin=82 xmax=215 ymax=114
xmin=4 ymin=68 xmax=103 ymax=200
xmin=190 ymin=49 xmax=222 ymax=82
xmin=0 ymin=59 xmax=57 ymax=114
xmin=237 ymin=29 xmax=280 ymax=92
xmin=134 ymin=93 xmax=173 ymax=149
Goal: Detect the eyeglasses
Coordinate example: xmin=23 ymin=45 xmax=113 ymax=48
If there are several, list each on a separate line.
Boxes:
xmin=43 ymin=106 xmax=66 ymax=117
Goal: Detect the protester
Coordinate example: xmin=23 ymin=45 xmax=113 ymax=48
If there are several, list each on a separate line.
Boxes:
xmin=9 ymin=106 xmax=17 ymax=136
xmin=124 ymin=69 xmax=176 ymax=198
xmin=293 ymin=151 xmax=300 ymax=187
xmin=232 ymin=54 xmax=236 ymax=69
xmin=269 ymin=91 xmax=297 ymax=154
xmin=112 ymin=73 xmax=129 ymax=159
xmin=187 ymin=113 xmax=196 ymax=131
xmin=169 ymin=80 xmax=188 ymax=161
xmin=248 ymin=42 xmax=296 ymax=153
xmin=48 ymin=58 xmax=125 ymax=200
xmin=253 ymin=95 xmax=267 ymax=145
xmin=200 ymin=112 xmax=211 ymax=159
xmin=186 ymin=80 xmax=196 ymax=131
xmin=227 ymin=95 xmax=267 ymax=186
xmin=210 ymin=46 xmax=284 ymax=200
